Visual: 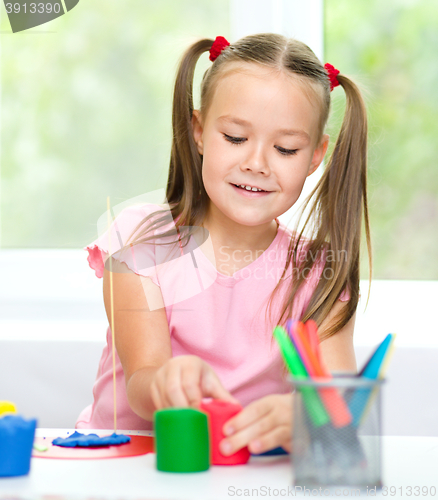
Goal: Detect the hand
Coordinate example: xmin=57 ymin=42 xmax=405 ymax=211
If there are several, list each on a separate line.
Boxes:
xmin=150 ymin=355 xmax=238 ymax=410
xmin=219 ymin=393 xmax=293 ymax=455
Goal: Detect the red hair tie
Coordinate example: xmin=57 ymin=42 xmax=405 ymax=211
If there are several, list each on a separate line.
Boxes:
xmin=209 ymin=36 xmax=230 ymax=62
xmin=324 ymin=63 xmax=340 ymax=91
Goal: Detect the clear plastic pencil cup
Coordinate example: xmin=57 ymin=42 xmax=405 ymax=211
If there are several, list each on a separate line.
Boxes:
xmin=291 ymin=376 xmax=385 ymax=491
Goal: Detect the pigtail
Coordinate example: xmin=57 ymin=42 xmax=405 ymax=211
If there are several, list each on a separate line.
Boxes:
xmin=285 ymin=73 xmax=371 ymax=340
xmin=120 ymin=39 xmax=215 ymax=250
xmin=166 ymin=39 xmax=213 ymax=227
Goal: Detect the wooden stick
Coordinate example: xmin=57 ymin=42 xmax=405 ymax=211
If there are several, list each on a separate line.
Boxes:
xmin=107 ymin=197 xmax=117 ymax=434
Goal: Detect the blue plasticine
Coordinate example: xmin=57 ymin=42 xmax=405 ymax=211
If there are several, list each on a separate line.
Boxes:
xmin=52 ymin=431 xmax=130 ymax=447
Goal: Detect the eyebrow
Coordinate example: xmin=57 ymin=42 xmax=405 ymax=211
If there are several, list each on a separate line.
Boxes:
xmin=217 ymin=115 xmax=310 ymax=140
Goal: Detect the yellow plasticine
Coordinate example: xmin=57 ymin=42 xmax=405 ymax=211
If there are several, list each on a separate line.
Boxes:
xmin=0 ymin=401 xmax=17 ymax=416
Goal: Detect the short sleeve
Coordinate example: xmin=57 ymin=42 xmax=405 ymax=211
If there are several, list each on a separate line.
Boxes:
xmin=85 ymin=203 xmax=170 ymax=286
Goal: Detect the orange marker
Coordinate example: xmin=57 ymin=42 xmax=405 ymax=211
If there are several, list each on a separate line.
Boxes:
xmin=304 ymin=320 xmax=324 ymax=368
xmin=288 ymin=320 xmax=352 ymax=428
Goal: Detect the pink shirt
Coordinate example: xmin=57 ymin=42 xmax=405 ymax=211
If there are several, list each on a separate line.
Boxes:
xmin=76 ymin=203 xmax=346 ymax=430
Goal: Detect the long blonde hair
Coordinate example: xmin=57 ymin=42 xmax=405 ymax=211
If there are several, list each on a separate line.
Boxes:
xmin=124 ymin=33 xmax=371 ymax=340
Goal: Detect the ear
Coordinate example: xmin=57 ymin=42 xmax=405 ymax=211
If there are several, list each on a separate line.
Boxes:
xmin=307 ymin=134 xmax=329 ymax=177
xmin=191 ymin=109 xmax=204 ymax=155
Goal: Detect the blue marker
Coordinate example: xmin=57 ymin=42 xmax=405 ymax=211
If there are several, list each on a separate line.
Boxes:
xmin=349 ymin=334 xmax=394 ymax=427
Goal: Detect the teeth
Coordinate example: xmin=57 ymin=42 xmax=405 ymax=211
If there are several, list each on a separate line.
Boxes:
xmin=237 ymin=184 xmax=264 ymax=192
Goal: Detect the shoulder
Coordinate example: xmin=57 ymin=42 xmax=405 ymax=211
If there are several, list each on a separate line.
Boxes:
xmin=85 ymin=202 xmax=172 ymax=279
xmin=110 ymin=202 xmax=169 ymax=232
xmin=98 ymin=202 xmax=173 ymax=243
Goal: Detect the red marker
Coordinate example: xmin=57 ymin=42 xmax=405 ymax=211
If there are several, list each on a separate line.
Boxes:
xmin=200 ymin=400 xmax=250 ymax=466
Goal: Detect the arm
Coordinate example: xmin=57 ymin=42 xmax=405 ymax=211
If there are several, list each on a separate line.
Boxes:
xmin=103 ymin=259 xmax=235 ymax=422
xmin=220 ymin=299 xmax=357 ymax=455
xmin=318 ymin=300 xmax=357 ymax=373
xmin=103 ymin=259 xmax=172 ymax=421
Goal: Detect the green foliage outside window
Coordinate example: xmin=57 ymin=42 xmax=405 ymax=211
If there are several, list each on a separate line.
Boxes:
xmin=326 ymin=0 xmax=438 ymax=279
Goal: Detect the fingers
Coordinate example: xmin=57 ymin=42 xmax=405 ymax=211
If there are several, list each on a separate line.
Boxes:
xmin=164 ymin=362 xmax=198 ymax=407
xmin=151 ymin=356 xmax=233 ymax=411
xmin=220 ymin=394 xmax=292 ymax=455
xmin=221 ymin=400 xmax=273 ymax=455
xmin=182 ymin=364 xmax=205 ymax=407
xmin=151 ymin=357 xmax=202 ymax=408
xmin=200 ymin=368 xmax=239 ymax=404
xmin=249 ymin=423 xmax=291 ymax=455
xmin=151 ymin=365 xmax=293 ymax=455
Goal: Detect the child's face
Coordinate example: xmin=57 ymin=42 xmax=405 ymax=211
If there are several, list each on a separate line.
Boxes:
xmin=192 ymin=63 xmax=329 ymax=228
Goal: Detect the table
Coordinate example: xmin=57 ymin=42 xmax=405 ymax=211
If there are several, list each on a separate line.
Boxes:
xmin=0 ymin=430 xmax=437 ymax=499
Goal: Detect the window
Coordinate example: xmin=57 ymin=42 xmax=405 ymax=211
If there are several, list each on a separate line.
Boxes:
xmin=325 ymin=0 xmax=438 ymax=279
xmin=0 ymin=1 xmax=230 ymax=248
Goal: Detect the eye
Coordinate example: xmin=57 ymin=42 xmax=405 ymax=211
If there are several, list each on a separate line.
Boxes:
xmin=275 ymin=146 xmax=298 ymax=156
xmin=224 ymin=134 xmax=247 ymax=145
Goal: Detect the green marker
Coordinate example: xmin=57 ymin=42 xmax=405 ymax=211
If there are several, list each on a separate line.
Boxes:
xmin=273 ymin=326 xmax=329 ymax=427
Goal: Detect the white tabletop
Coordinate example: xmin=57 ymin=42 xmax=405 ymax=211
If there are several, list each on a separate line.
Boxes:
xmin=0 ymin=430 xmax=437 ymax=499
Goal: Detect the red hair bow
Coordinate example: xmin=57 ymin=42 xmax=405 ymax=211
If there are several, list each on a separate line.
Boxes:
xmin=209 ymin=36 xmax=230 ymax=62
xmin=324 ymin=63 xmax=340 ymax=91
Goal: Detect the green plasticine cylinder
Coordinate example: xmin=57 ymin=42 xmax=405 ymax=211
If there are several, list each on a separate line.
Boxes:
xmin=154 ymin=408 xmax=210 ymax=473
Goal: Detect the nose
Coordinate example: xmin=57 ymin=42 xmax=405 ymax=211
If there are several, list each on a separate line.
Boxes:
xmin=240 ymin=143 xmax=270 ymax=175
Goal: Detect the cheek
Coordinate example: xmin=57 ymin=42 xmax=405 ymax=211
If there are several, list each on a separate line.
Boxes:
xmin=201 ymin=157 xmax=222 ymax=202
xmin=201 ymin=157 xmax=217 ymax=187
xmin=201 ymin=140 xmax=230 ymax=182
xmin=279 ymin=164 xmax=310 ymax=196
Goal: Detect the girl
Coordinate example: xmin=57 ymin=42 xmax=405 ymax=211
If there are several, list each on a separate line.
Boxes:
xmin=77 ymin=33 xmax=370 ymax=457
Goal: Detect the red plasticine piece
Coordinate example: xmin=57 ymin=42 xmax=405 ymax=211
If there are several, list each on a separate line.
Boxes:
xmin=200 ymin=400 xmax=250 ymax=466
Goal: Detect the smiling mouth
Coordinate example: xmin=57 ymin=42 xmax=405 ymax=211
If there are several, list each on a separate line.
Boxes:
xmin=232 ymin=183 xmax=269 ymax=192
